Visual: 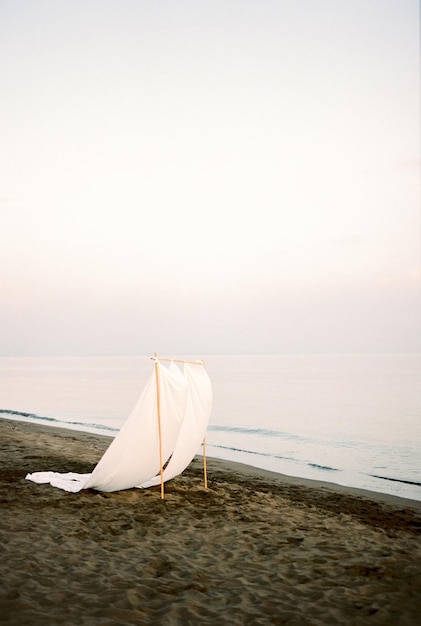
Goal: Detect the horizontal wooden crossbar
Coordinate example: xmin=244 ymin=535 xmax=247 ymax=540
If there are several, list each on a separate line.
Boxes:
xmin=152 ymin=356 xmax=204 ymax=365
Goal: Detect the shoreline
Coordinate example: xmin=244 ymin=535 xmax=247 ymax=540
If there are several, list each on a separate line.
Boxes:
xmin=1 ymin=417 xmax=421 ymax=624
xmin=3 ymin=415 xmax=420 ymax=511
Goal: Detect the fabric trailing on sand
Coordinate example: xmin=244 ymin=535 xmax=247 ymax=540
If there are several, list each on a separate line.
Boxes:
xmin=25 ymin=361 xmax=212 ymax=493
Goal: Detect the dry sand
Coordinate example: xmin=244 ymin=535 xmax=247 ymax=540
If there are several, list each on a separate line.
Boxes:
xmin=1 ymin=417 xmax=420 ymax=625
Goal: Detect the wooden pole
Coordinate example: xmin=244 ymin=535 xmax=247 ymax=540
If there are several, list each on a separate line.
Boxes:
xmin=154 ymin=353 xmax=165 ymax=500
xmin=203 ymin=438 xmax=208 ymax=489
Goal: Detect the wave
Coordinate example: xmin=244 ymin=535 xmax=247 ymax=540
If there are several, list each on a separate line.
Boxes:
xmin=208 ymin=424 xmax=313 ymax=442
xmin=208 ymin=424 xmax=358 ymax=449
xmin=369 ymin=474 xmax=421 ymax=487
xmin=208 ymin=442 xmax=340 ymax=474
xmin=308 ymin=463 xmax=339 ymax=472
xmin=0 ymin=409 xmax=118 ymax=435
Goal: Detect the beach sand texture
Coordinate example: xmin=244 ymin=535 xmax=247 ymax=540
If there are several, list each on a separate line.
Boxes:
xmin=1 ymin=418 xmax=420 ymax=625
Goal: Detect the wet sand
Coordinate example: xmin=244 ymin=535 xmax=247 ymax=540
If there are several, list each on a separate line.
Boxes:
xmin=1 ymin=417 xmax=420 ymax=625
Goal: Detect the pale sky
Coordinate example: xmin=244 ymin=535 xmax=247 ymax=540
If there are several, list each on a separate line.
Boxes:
xmin=1 ymin=0 xmax=420 ymax=356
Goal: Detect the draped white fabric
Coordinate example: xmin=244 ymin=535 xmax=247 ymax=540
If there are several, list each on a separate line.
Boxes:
xmin=140 ymin=362 xmax=212 ymax=488
xmin=24 ymin=471 xmax=91 ymax=493
xmin=83 ymin=361 xmax=187 ymax=492
xmin=25 ymin=360 xmax=212 ymax=493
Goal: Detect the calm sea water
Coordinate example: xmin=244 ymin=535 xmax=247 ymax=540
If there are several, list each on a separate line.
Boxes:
xmin=0 ymin=354 xmax=420 ymax=501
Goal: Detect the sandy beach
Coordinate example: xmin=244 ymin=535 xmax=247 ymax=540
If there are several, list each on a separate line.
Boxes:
xmin=1 ymin=418 xmax=420 ymax=625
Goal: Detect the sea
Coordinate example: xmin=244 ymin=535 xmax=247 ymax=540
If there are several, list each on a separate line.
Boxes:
xmin=0 ymin=353 xmax=420 ymax=502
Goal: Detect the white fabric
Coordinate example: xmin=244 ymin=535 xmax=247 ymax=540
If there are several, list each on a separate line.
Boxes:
xmin=140 ymin=363 xmax=212 ymax=488
xmin=25 ymin=360 xmax=212 ymax=493
xmin=83 ymin=361 xmax=187 ymax=492
xmin=24 ymin=472 xmax=91 ymax=493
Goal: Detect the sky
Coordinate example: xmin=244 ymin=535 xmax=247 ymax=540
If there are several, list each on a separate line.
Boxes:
xmin=1 ymin=0 xmax=420 ymax=356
